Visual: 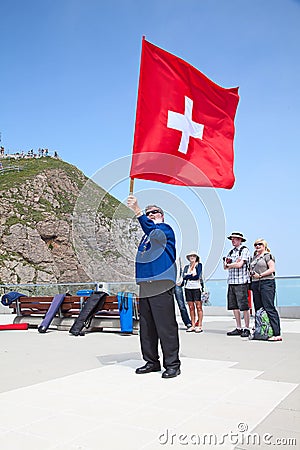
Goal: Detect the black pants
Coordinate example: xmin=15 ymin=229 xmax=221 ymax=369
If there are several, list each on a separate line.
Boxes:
xmin=251 ymin=279 xmax=281 ymax=336
xmin=139 ymin=281 xmax=180 ymax=370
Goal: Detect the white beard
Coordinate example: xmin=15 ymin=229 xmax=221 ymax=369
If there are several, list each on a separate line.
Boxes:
xmin=153 ymin=218 xmax=163 ymax=224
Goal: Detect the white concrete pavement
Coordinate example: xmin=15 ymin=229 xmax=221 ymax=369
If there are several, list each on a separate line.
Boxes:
xmin=0 ymin=314 xmax=299 ymax=449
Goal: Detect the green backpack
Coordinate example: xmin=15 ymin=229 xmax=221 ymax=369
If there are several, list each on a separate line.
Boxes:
xmin=251 ymin=308 xmax=274 ymax=340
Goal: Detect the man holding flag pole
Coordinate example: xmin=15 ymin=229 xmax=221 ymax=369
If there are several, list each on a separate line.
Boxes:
xmin=128 ymin=37 xmax=239 ymax=378
xmin=127 ymin=195 xmax=181 ymax=379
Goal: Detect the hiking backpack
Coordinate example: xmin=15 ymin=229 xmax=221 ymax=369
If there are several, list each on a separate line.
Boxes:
xmin=228 ymin=245 xmax=247 ymax=259
xmin=250 ymin=307 xmax=274 ymax=340
xmin=228 ymin=245 xmax=251 ymax=280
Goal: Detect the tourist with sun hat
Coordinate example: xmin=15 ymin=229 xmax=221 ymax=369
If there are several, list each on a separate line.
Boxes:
xmin=182 ymin=250 xmax=204 ymax=333
xmin=224 ymin=232 xmax=251 ymax=338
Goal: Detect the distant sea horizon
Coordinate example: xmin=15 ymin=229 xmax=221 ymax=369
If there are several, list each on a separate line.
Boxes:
xmin=206 ymin=276 xmax=300 ymax=307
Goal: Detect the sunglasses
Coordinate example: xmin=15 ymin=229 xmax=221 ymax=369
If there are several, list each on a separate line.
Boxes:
xmin=146 ymin=209 xmax=161 ymax=216
xmin=254 ymin=243 xmax=263 ymax=247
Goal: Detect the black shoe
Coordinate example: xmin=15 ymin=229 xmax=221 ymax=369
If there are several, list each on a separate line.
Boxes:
xmin=135 ymin=362 xmax=161 ymax=374
xmin=241 ymin=328 xmax=250 ymax=338
xmin=227 ymin=328 xmax=242 ymax=336
xmin=161 ymin=368 xmax=181 ymax=379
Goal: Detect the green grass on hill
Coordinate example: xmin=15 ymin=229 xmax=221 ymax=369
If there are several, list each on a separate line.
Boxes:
xmin=0 ymin=157 xmax=133 ymax=219
xmin=0 ymin=157 xmax=85 ymax=191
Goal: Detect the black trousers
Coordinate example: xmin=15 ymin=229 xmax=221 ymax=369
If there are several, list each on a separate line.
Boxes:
xmin=251 ymin=279 xmax=281 ymax=336
xmin=139 ymin=281 xmax=180 ymax=370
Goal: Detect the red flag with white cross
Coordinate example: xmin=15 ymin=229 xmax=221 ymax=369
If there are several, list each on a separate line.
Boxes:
xmin=129 ymin=38 xmax=239 ymax=189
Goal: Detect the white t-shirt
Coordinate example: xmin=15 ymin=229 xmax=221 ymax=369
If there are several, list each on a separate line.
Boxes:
xmin=185 ymin=267 xmax=201 ymax=290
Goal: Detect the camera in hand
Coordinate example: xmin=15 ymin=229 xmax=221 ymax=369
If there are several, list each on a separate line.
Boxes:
xmin=223 ymin=257 xmax=232 ymax=264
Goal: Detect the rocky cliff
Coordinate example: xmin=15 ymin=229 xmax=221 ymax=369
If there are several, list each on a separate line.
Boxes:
xmin=0 ymin=157 xmax=141 ymax=284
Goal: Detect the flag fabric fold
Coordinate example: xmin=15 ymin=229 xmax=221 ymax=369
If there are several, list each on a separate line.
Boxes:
xmin=130 ymin=39 xmax=239 ymax=189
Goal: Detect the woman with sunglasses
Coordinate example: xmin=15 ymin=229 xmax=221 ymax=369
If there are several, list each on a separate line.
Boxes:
xmin=182 ymin=251 xmax=204 ymax=333
xmin=250 ymin=239 xmax=282 ymax=341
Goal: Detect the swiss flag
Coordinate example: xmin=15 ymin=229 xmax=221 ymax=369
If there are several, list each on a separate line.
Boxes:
xmin=130 ymin=38 xmax=239 ymax=189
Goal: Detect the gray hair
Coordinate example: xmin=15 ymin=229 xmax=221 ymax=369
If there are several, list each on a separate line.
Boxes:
xmin=145 ymin=204 xmax=164 ymax=215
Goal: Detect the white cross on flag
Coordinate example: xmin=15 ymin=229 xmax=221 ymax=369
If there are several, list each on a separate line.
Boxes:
xmin=130 ymin=39 xmax=240 ymax=189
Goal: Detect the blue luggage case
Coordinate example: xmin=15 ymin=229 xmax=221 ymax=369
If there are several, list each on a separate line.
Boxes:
xmin=117 ymin=292 xmax=134 ymax=334
xmin=76 ymin=289 xmax=94 ymax=296
xmin=38 ymin=293 xmax=66 ymax=333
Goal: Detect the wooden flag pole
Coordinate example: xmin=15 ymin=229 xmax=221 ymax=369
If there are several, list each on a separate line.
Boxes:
xmin=129 ymin=177 xmax=135 ymax=195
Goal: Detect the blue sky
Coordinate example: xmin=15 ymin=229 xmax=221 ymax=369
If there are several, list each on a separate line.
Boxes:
xmin=1 ymin=0 xmax=300 ymax=278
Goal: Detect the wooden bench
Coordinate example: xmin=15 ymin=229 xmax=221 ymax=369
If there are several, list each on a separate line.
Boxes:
xmin=9 ymin=294 xmax=139 ymax=333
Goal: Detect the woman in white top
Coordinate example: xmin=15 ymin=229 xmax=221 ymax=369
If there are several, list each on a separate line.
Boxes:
xmin=182 ymin=251 xmax=203 ymax=333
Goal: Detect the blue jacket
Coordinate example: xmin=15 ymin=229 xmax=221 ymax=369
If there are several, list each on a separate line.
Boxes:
xmin=135 ymin=214 xmax=176 ymax=284
xmin=182 ymin=263 xmax=203 ymax=287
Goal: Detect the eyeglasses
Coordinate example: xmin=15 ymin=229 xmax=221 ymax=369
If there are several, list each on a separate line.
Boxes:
xmin=145 ymin=209 xmax=161 ymax=216
xmin=254 ymin=243 xmax=263 ymax=247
